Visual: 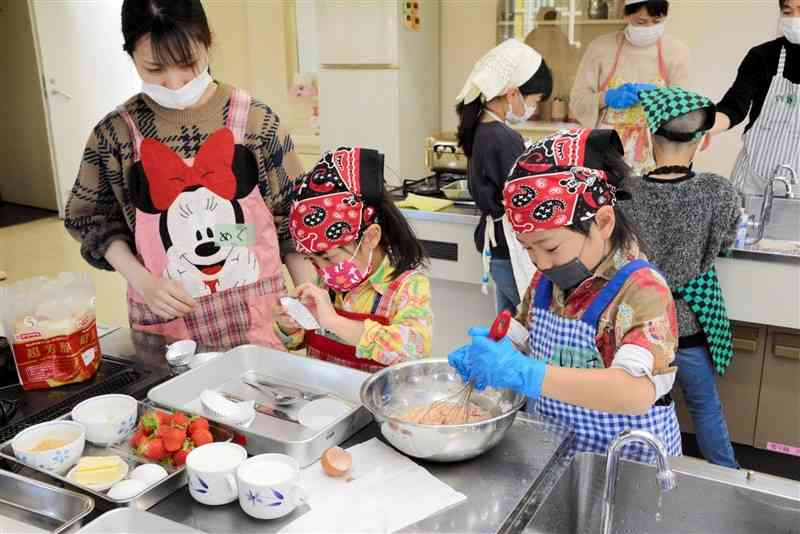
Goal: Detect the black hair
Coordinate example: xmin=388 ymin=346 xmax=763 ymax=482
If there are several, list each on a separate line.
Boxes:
xmin=456 ymin=59 xmax=553 ymax=157
xmin=624 ymin=0 xmax=669 ymax=17
xmin=569 ymin=144 xmax=643 ymax=255
xmin=122 ymin=0 xmax=212 ymax=66
xmin=373 ymin=192 xmax=429 ymax=279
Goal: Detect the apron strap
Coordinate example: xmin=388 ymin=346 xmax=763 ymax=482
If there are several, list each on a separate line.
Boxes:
xmin=656 ymin=39 xmax=670 ymax=85
xmin=533 ymin=274 xmax=554 ymax=311
xmin=778 ymin=47 xmax=787 ymax=78
xmin=374 ymin=269 xmax=418 ymax=318
xmin=581 ymin=259 xmax=651 ymax=328
xmin=116 ymin=105 xmax=143 ymax=162
xmin=599 ymin=34 xmax=626 ymax=92
xmin=481 ymin=214 xmax=499 ymax=295
xmin=226 ymin=87 xmax=251 ymax=145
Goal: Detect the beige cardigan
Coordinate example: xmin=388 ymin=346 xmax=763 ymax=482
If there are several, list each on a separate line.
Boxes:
xmin=569 ymin=31 xmax=691 ymax=127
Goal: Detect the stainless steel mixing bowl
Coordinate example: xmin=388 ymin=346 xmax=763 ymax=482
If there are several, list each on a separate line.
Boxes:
xmin=359 ymin=359 xmax=526 ymax=462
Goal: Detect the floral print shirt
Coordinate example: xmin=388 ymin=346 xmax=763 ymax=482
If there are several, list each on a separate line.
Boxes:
xmin=518 ymin=243 xmax=678 ymax=377
xmin=276 ymin=256 xmax=433 ymax=365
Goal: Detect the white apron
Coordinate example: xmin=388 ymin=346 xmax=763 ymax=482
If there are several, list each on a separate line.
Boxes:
xmin=731 ymin=47 xmax=800 ymax=195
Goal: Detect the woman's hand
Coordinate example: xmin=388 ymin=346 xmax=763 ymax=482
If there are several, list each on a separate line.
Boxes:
xmin=293 ymin=283 xmax=338 ymax=330
xmin=273 ymin=302 xmax=302 ymax=335
xmin=133 ymin=272 xmax=197 ymax=320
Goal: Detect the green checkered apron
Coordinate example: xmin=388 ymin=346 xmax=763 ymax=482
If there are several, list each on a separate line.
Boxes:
xmin=674 ymin=267 xmax=734 ymax=374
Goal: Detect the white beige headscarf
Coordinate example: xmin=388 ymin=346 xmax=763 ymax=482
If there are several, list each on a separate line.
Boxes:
xmin=456 ymin=39 xmax=543 ymax=105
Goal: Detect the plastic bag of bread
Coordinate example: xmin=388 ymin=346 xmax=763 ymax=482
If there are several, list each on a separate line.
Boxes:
xmin=0 ymin=272 xmax=101 ymax=390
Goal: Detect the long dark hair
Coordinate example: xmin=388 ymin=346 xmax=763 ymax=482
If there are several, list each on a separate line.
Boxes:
xmin=122 ymin=0 xmax=212 ymax=66
xmin=456 ymin=60 xmax=553 ymax=157
xmin=624 ymin=0 xmax=669 ymax=17
xmin=570 ymin=146 xmax=643 ymax=254
xmin=374 ymin=193 xmax=428 ymax=278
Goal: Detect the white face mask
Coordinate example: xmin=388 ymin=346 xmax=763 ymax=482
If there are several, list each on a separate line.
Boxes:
xmin=781 ymin=17 xmax=800 ymax=45
xmin=142 ymin=68 xmax=213 ymax=110
xmin=625 ymin=22 xmax=665 ymax=47
xmin=506 ymin=92 xmax=537 ymax=124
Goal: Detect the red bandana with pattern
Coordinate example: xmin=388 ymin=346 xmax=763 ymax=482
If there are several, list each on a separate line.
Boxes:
xmin=289 ymin=147 xmax=377 ymax=254
xmin=502 ymin=129 xmax=618 ymax=234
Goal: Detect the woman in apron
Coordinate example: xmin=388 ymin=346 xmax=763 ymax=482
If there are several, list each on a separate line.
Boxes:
xmin=710 ymin=0 xmax=800 ymax=196
xmin=273 ymin=147 xmax=432 ymax=373
xmin=570 ymin=0 xmax=690 ymax=175
xmin=450 ymin=129 xmax=682 ymax=462
xmin=64 ymin=0 xmax=309 ymax=349
xmin=455 ymin=39 xmax=553 ymax=313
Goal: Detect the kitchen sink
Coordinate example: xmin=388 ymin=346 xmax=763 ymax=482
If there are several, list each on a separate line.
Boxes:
xmin=523 ymin=453 xmax=800 ymax=534
xmin=744 ymin=195 xmax=800 ymax=243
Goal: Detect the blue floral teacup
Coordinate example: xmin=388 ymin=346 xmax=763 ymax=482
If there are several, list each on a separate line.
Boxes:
xmin=237 ymin=454 xmax=305 ymax=520
xmin=186 ymin=442 xmax=247 ymax=506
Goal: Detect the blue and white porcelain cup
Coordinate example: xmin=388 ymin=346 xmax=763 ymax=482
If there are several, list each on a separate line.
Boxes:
xmin=186 ymin=442 xmax=247 ymax=506
xmin=237 ymin=454 xmax=305 ymax=520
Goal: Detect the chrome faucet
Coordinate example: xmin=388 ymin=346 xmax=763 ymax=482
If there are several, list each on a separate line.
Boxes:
xmin=601 ymin=429 xmax=677 ymax=534
xmin=747 ymin=172 xmax=796 ymax=245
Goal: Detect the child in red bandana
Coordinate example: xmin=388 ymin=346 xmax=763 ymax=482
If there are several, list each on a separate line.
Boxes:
xmin=450 ymin=128 xmax=682 ymax=464
xmin=274 ymin=147 xmax=433 ymax=372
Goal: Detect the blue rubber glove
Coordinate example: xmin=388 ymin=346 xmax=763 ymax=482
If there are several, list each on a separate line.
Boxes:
xmin=462 ymin=327 xmax=547 ymax=399
xmin=633 ymin=83 xmax=658 ymax=94
xmin=447 ymin=344 xmax=471 ymax=383
xmin=604 ymin=85 xmax=639 ymax=110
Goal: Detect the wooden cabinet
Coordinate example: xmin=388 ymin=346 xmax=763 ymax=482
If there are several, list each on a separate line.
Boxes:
xmin=674 ymin=322 xmax=767 ymax=446
xmin=754 ymin=328 xmax=800 ymax=451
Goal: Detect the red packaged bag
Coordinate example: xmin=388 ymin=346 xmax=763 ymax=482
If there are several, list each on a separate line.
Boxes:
xmin=1 ymin=273 xmax=101 ymax=390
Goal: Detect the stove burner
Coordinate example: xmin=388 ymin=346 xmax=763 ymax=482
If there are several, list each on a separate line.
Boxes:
xmin=400 ymin=173 xmax=468 ymax=199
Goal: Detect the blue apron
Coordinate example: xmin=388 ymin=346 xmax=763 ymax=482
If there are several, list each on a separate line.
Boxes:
xmin=528 ymin=259 xmax=682 ymax=463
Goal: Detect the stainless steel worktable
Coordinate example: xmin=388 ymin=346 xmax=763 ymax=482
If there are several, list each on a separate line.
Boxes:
xmin=100 ymin=329 xmax=574 ymax=534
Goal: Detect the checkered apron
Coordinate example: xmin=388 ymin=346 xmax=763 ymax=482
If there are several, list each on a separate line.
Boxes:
xmin=528 ymin=260 xmax=682 ymax=463
xmin=119 ymin=88 xmax=286 ymax=350
xmin=731 ymin=47 xmax=800 ymax=195
xmin=675 ymin=267 xmax=734 ymax=375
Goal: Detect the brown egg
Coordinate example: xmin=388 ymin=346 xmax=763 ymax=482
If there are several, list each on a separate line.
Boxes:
xmin=321 ymin=447 xmax=352 ymax=477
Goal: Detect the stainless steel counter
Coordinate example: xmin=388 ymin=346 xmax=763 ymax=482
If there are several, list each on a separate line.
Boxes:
xmin=99 ymin=329 xmax=575 ymax=534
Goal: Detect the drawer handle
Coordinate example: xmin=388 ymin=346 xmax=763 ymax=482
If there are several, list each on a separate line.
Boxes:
xmin=774 ymin=344 xmax=800 ymax=361
xmin=732 ymin=338 xmax=758 ymax=353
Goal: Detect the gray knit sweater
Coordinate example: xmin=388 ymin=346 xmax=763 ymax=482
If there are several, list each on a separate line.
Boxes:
xmin=621 ymin=172 xmax=741 ymax=339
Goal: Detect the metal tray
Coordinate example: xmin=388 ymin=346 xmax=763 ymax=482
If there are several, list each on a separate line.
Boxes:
xmin=0 ymin=402 xmax=232 ymax=511
xmin=441 ymin=180 xmax=471 ymax=201
xmin=0 ymin=468 xmax=93 ymax=533
xmin=77 ymin=509 xmax=202 ymax=533
xmin=148 ymin=345 xmax=373 ymax=467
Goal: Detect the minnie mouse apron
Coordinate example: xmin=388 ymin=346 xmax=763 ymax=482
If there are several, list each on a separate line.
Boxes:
xmin=118 ymin=88 xmax=285 ymax=349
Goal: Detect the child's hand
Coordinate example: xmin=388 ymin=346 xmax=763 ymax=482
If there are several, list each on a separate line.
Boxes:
xmin=293 ymin=283 xmax=338 ymax=330
xmin=273 ymin=302 xmax=302 ymax=335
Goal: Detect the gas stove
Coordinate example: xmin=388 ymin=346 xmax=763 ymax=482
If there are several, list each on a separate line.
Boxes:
xmin=396 ymin=172 xmax=475 ymax=206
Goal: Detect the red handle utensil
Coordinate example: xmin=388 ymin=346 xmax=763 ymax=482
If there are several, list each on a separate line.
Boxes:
xmin=489 ymin=309 xmax=513 ymax=341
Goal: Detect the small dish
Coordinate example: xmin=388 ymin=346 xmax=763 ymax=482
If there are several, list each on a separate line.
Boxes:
xmin=67 ymin=457 xmax=130 ymax=492
xmin=71 ymin=394 xmax=138 ymax=445
xmin=12 ymin=421 xmax=85 ymax=475
xmin=166 ymin=340 xmax=197 ymax=366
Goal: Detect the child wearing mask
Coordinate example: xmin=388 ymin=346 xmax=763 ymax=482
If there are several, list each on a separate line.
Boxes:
xmin=449 ymin=128 xmax=682 ymax=463
xmin=622 ymin=87 xmax=741 ymax=469
xmin=274 ymin=147 xmax=432 ymax=372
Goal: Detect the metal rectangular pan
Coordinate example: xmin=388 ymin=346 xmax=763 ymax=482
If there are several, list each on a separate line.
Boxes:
xmin=0 ymin=468 xmax=93 ymax=533
xmin=148 ymin=345 xmax=373 ymax=467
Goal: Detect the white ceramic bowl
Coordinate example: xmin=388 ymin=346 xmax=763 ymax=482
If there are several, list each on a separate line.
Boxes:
xmin=166 ymin=340 xmax=197 ymax=366
xmin=12 ymin=421 xmax=85 ymax=475
xmin=71 ymin=395 xmax=138 ymax=445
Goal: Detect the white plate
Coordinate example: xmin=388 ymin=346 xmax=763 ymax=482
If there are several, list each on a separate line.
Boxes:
xmin=67 ymin=458 xmax=129 ymax=492
xmin=280 ymin=297 xmax=320 ymax=330
xmin=297 ymin=398 xmax=351 ymax=430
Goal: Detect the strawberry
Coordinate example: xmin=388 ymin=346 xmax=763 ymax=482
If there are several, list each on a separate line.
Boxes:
xmin=163 ymin=427 xmax=187 ymax=453
xmin=138 ymin=437 xmax=168 ymax=461
xmin=161 ymin=456 xmax=174 ymax=468
xmin=191 ymin=428 xmax=213 ymax=447
xmin=130 ymin=428 xmax=147 ymax=449
xmin=188 ymin=417 xmax=209 ymax=436
xmin=172 ymin=411 xmax=190 ymax=429
xmin=172 ymin=439 xmax=194 ymax=467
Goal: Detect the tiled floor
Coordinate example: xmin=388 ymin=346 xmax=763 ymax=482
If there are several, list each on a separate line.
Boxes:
xmin=0 ymin=214 xmax=130 ymax=329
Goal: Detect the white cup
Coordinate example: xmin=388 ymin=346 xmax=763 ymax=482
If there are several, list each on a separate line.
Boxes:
xmin=166 ymin=339 xmax=197 ymax=366
xmin=237 ymin=454 xmax=305 ymax=520
xmin=186 ymin=442 xmax=247 ymax=506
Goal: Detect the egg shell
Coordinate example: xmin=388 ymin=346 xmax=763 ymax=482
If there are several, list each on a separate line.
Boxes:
xmin=129 ymin=463 xmax=168 ymax=486
xmin=107 ymin=479 xmax=148 ymax=500
xmin=321 ymin=447 xmax=352 ymax=477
